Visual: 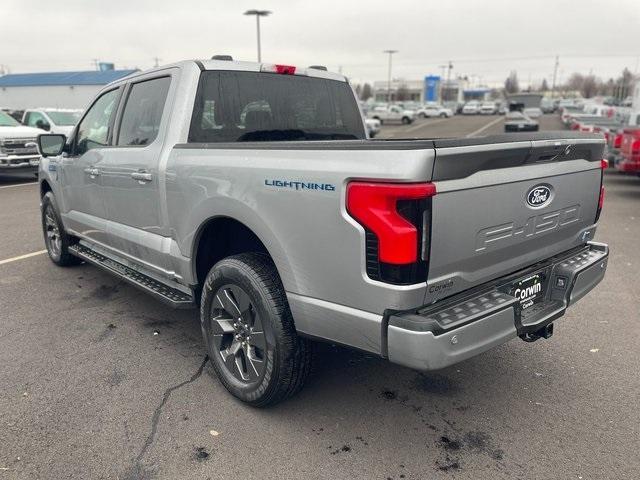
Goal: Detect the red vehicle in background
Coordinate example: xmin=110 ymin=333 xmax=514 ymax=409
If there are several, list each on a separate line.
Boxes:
xmin=617 ymin=127 xmax=640 ymax=174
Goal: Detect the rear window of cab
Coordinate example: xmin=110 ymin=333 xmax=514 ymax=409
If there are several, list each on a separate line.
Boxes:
xmin=188 ymin=71 xmax=365 ymax=142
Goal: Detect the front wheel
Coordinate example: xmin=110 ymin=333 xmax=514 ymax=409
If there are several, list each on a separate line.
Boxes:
xmin=402 ymin=117 xmax=411 ymax=124
xmin=200 ymin=253 xmax=313 ymax=407
xmin=41 ymin=192 xmax=81 ymax=266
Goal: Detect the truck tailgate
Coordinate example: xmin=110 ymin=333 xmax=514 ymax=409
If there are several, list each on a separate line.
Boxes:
xmin=426 ymin=134 xmax=605 ymax=301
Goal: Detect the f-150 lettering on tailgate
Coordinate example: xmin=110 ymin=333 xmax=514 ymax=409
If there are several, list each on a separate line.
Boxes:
xmin=475 ymin=205 xmax=581 ymax=253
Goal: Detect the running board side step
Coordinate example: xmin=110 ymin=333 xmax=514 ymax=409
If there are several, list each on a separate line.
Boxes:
xmin=68 ymin=244 xmax=196 ymax=309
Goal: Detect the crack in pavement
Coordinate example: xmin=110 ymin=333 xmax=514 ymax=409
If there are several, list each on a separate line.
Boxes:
xmin=123 ymin=355 xmax=209 ymax=479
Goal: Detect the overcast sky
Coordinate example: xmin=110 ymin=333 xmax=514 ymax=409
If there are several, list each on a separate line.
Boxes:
xmin=2 ymin=0 xmax=639 ymax=87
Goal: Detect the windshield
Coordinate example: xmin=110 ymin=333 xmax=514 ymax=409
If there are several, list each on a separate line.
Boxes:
xmin=45 ymin=111 xmax=82 ymax=126
xmin=188 ymin=71 xmax=365 ymax=142
xmin=0 ymin=111 xmax=20 ymax=127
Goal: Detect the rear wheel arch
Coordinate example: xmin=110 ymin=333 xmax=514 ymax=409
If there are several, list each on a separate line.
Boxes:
xmin=192 ymin=216 xmax=284 ymax=291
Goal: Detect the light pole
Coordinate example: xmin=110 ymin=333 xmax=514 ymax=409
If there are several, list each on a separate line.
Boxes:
xmin=244 ymin=10 xmax=271 ymax=62
xmin=383 ymin=50 xmax=398 ymax=103
xmin=445 ymin=61 xmax=453 ymax=102
xmin=438 ymin=64 xmax=447 ymax=102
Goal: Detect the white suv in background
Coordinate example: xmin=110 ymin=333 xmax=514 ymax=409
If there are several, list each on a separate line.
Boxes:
xmin=462 ymin=101 xmax=480 ymax=114
xmin=22 ymin=109 xmax=82 ymax=136
xmin=416 ymin=104 xmax=453 ymax=118
xmin=479 ymin=102 xmax=498 ymax=114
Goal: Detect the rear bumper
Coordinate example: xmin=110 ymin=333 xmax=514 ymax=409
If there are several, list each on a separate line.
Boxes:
xmin=386 ymin=242 xmax=608 ymax=371
xmin=505 ymin=124 xmax=539 ymax=132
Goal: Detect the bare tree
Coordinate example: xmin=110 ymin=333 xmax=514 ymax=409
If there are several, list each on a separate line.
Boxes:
xmin=540 ymin=78 xmax=549 ymax=91
xmin=504 ymin=71 xmax=519 ymax=94
xmin=581 ymin=75 xmax=598 ymax=98
xmin=566 ymin=73 xmax=585 ymax=92
xmin=360 ymin=83 xmax=373 ymax=101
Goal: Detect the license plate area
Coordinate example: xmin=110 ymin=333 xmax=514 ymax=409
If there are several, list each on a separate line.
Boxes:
xmin=501 ymin=269 xmax=550 ymax=311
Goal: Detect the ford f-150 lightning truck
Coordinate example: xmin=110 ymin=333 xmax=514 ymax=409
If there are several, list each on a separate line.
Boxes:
xmin=36 ymin=58 xmax=609 ymax=406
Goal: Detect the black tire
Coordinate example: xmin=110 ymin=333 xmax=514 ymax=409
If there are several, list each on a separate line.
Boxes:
xmin=200 ymin=253 xmax=313 ymax=407
xmin=439 ymin=113 xmax=447 ymax=118
xmin=418 ymin=113 xmax=426 ymax=119
xmin=402 ymin=116 xmax=410 ymax=125
xmin=41 ymin=192 xmax=81 ymax=267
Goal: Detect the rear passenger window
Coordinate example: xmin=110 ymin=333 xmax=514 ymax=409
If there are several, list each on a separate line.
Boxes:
xmin=117 ymin=76 xmax=171 ymax=146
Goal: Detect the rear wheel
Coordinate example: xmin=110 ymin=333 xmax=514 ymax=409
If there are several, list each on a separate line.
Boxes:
xmin=200 ymin=253 xmax=313 ymax=406
xmin=41 ymin=192 xmax=81 ymax=267
xmin=439 ymin=112 xmax=447 ymax=118
xmin=402 ymin=116 xmax=411 ymax=124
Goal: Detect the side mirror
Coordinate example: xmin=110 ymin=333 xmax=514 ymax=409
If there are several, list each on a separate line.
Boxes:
xmin=37 ymin=134 xmax=66 ymax=157
xmin=36 ymin=120 xmax=51 ymax=131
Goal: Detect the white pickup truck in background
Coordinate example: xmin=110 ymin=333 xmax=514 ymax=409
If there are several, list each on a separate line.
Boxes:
xmin=22 ymin=109 xmax=82 ymax=136
xmin=367 ymin=105 xmax=416 ymax=124
xmin=0 ymin=110 xmax=43 ymax=176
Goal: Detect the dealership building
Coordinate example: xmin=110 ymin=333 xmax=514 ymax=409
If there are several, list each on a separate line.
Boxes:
xmin=0 ymin=69 xmax=137 ymax=110
xmin=373 ymin=76 xmax=493 ymax=104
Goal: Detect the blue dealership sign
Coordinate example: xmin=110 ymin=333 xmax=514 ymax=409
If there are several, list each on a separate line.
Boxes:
xmin=424 ymin=75 xmax=440 ymax=102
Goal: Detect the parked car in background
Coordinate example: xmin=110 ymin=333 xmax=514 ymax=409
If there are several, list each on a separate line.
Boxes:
xmin=541 ymin=98 xmax=556 ymax=114
xmin=0 ymin=110 xmax=43 ymax=176
xmin=497 ymin=102 xmax=508 ymax=115
xmin=462 ymin=101 xmax=480 ymax=114
xmin=606 ymin=127 xmax=626 ymax=166
xmin=479 ymin=102 xmax=497 ymax=115
xmin=560 ymin=105 xmax=584 ymax=125
xmin=523 ymin=107 xmax=543 ymax=119
xmin=616 ymin=127 xmax=640 ymax=174
xmin=583 ymin=104 xmax=616 ymax=118
xmin=22 ymin=109 xmax=82 ymax=136
xmin=416 ymin=103 xmax=453 ymax=118
xmin=365 ymin=117 xmax=381 ymax=138
xmin=504 ymin=110 xmax=539 ymax=132
xmin=368 ymin=105 xmax=415 ymax=124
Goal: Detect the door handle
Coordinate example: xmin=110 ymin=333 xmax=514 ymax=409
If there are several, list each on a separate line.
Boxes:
xmin=83 ymin=167 xmax=100 ymax=177
xmin=131 ymin=171 xmax=153 ymax=183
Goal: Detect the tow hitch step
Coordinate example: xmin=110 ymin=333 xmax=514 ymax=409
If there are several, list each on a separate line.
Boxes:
xmin=69 ymin=243 xmax=195 ymax=308
xmin=520 ymin=323 xmax=554 ymax=342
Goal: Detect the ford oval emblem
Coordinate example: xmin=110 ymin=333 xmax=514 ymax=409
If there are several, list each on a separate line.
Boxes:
xmin=526 ymin=185 xmax=552 ymax=208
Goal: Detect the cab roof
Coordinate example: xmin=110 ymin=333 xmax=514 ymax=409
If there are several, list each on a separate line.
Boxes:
xmin=112 ymin=59 xmax=347 ymax=86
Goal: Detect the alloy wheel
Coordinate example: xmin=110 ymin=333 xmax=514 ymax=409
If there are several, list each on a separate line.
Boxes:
xmin=210 ymin=284 xmax=267 ymax=383
xmin=44 ymin=205 xmax=62 ymax=258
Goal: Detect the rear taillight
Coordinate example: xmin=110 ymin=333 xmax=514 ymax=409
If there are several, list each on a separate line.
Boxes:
xmin=614 ymin=133 xmax=623 ymax=149
xmin=632 ymin=139 xmax=640 ymax=154
xmin=595 ymin=160 xmax=606 ymax=223
xmin=347 ymin=181 xmax=436 ymax=284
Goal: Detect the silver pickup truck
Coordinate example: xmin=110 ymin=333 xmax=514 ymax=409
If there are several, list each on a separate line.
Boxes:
xmin=37 ymin=58 xmax=608 ymax=406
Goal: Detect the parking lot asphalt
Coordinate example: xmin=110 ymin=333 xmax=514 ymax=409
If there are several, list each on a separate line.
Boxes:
xmin=1 ymin=116 xmax=639 ymax=479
